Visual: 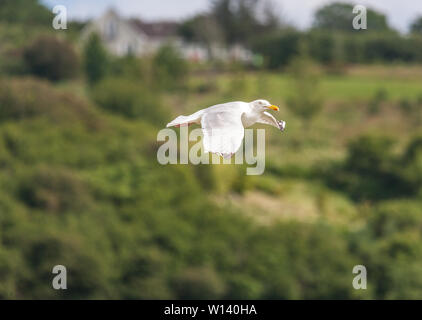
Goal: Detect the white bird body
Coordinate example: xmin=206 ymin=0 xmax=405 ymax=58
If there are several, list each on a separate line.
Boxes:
xmin=167 ymin=100 xmax=285 ymax=158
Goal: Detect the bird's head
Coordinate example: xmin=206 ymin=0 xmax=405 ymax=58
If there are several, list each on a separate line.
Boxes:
xmin=250 ymin=99 xmax=279 ymax=112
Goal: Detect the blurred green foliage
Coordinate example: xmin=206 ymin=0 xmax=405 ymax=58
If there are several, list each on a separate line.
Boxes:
xmin=313 ymin=2 xmax=391 ymax=32
xmin=23 ymin=35 xmax=80 ymax=81
xmin=410 ymin=16 xmax=422 ymax=34
xmin=153 ymin=45 xmax=189 ymax=91
xmin=253 ymin=31 xmax=422 ymax=69
xmin=0 ymin=77 xmax=100 ymax=127
xmin=0 ymin=0 xmax=51 ymax=26
xmin=1 ymin=0 xmax=422 ymax=300
xmin=208 ymin=0 xmax=279 ymax=45
xmin=286 ymin=45 xmax=323 ymax=127
xmin=1 ymin=71 xmax=421 ymax=299
xmin=368 ymin=88 xmax=388 ymax=115
xmin=323 ymin=134 xmax=422 ymax=201
xmin=91 ymin=77 xmax=166 ymax=124
xmin=83 ymin=34 xmax=109 ymax=85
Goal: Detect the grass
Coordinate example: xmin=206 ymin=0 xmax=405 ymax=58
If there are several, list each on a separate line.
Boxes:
xmin=210 ymin=71 xmax=422 ymax=102
xmin=321 ymin=75 xmax=422 ymax=101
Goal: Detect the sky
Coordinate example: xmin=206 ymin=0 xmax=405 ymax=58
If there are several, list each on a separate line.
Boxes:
xmin=42 ymin=0 xmax=422 ymax=33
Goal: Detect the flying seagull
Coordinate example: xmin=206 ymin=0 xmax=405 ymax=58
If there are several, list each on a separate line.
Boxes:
xmin=167 ymin=100 xmax=286 ymax=158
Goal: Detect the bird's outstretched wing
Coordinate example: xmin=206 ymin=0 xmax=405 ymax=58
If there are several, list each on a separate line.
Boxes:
xmin=201 ymin=109 xmax=245 ymax=158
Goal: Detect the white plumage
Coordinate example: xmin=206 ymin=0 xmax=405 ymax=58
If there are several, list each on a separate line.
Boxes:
xmin=167 ymin=100 xmax=286 ymax=158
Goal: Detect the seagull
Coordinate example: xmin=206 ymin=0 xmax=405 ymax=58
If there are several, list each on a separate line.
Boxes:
xmin=166 ymin=100 xmax=286 ymax=158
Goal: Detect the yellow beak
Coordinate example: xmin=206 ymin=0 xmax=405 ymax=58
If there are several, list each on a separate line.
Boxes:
xmin=267 ymin=105 xmax=279 ymax=111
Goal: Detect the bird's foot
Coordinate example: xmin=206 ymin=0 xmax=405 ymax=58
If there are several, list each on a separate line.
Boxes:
xmin=278 ymin=120 xmax=286 ymax=132
xmin=215 ymin=152 xmax=234 ymax=159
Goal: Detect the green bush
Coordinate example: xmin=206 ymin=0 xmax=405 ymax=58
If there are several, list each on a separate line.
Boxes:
xmin=153 ymin=45 xmax=189 ymax=90
xmin=257 ymin=223 xmax=356 ymax=299
xmin=18 ymin=167 xmax=92 ymax=213
xmin=286 ymin=45 xmax=323 ymax=127
xmin=20 ymin=233 xmax=111 ymax=299
xmin=172 ymin=266 xmax=226 ymax=299
xmin=324 ymin=135 xmax=409 ymax=201
xmin=0 ymin=77 xmax=100 ymax=128
xmin=306 ymin=31 xmax=337 ymax=65
xmin=91 ymin=77 xmax=166 ymax=124
xmin=367 ymin=200 xmax=422 ymax=238
xmin=109 ymin=55 xmax=142 ymax=80
xmin=313 ymin=3 xmax=390 ymax=32
xmin=400 ymin=135 xmax=422 ymax=194
xmin=368 ymin=88 xmax=388 ymax=115
xmin=363 ymin=34 xmax=414 ymax=63
xmin=118 ymin=247 xmax=172 ymax=299
xmin=253 ymin=31 xmax=422 ymax=68
xmin=0 ymin=0 xmax=51 ymax=26
xmin=354 ymin=200 xmax=422 ymax=299
xmin=322 ymin=133 xmax=422 ymax=201
xmin=83 ymin=34 xmax=109 ymax=85
xmin=399 ymin=98 xmax=414 ymax=115
xmin=23 ymin=36 xmax=80 ymax=81
xmin=252 ymin=30 xmax=301 ymax=68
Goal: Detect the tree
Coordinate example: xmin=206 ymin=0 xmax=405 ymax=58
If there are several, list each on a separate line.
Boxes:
xmin=326 ymin=135 xmax=411 ymax=201
xmin=153 ymin=45 xmax=189 ymax=90
xmin=286 ymin=43 xmax=323 ymax=128
xmin=401 ymin=135 xmax=422 ymax=193
xmin=83 ymin=33 xmax=109 ymax=85
xmin=23 ymin=36 xmax=80 ymax=81
xmin=410 ymin=16 xmax=422 ymax=34
xmin=179 ymin=14 xmax=224 ymax=47
xmin=210 ymin=0 xmax=281 ymax=45
xmin=180 ymin=0 xmax=283 ymax=48
xmin=313 ymin=2 xmax=390 ymax=32
xmin=0 ymin=0 xmax=50 ymax=25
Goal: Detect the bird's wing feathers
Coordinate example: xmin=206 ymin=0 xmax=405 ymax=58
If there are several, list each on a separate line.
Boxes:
xmin=168 ymin=102 xmax=249 ymax=158
xmin=256 ymin=111 xmax=279 ymax=128
xmin=201 ymin=108 xmax=245 ymax=158
xmin=167 ymin=102 xmax=283 ymax=158
xmin=167 ymin=110 xmax=204 ymax=127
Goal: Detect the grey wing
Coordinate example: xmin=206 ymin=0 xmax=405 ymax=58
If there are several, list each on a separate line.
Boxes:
xmin=201 ymin=109 xmax=245 ymax=158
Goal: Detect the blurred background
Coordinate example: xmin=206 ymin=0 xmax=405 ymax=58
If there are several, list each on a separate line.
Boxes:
xmin=1 ymin=0 xmax=422 ymax=299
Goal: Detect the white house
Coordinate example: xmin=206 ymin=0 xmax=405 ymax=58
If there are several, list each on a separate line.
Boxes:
xmin=81 ymin=9 xmax=148 ymax=56
xmin=81 ymin=8 xmax=253 ymax=63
